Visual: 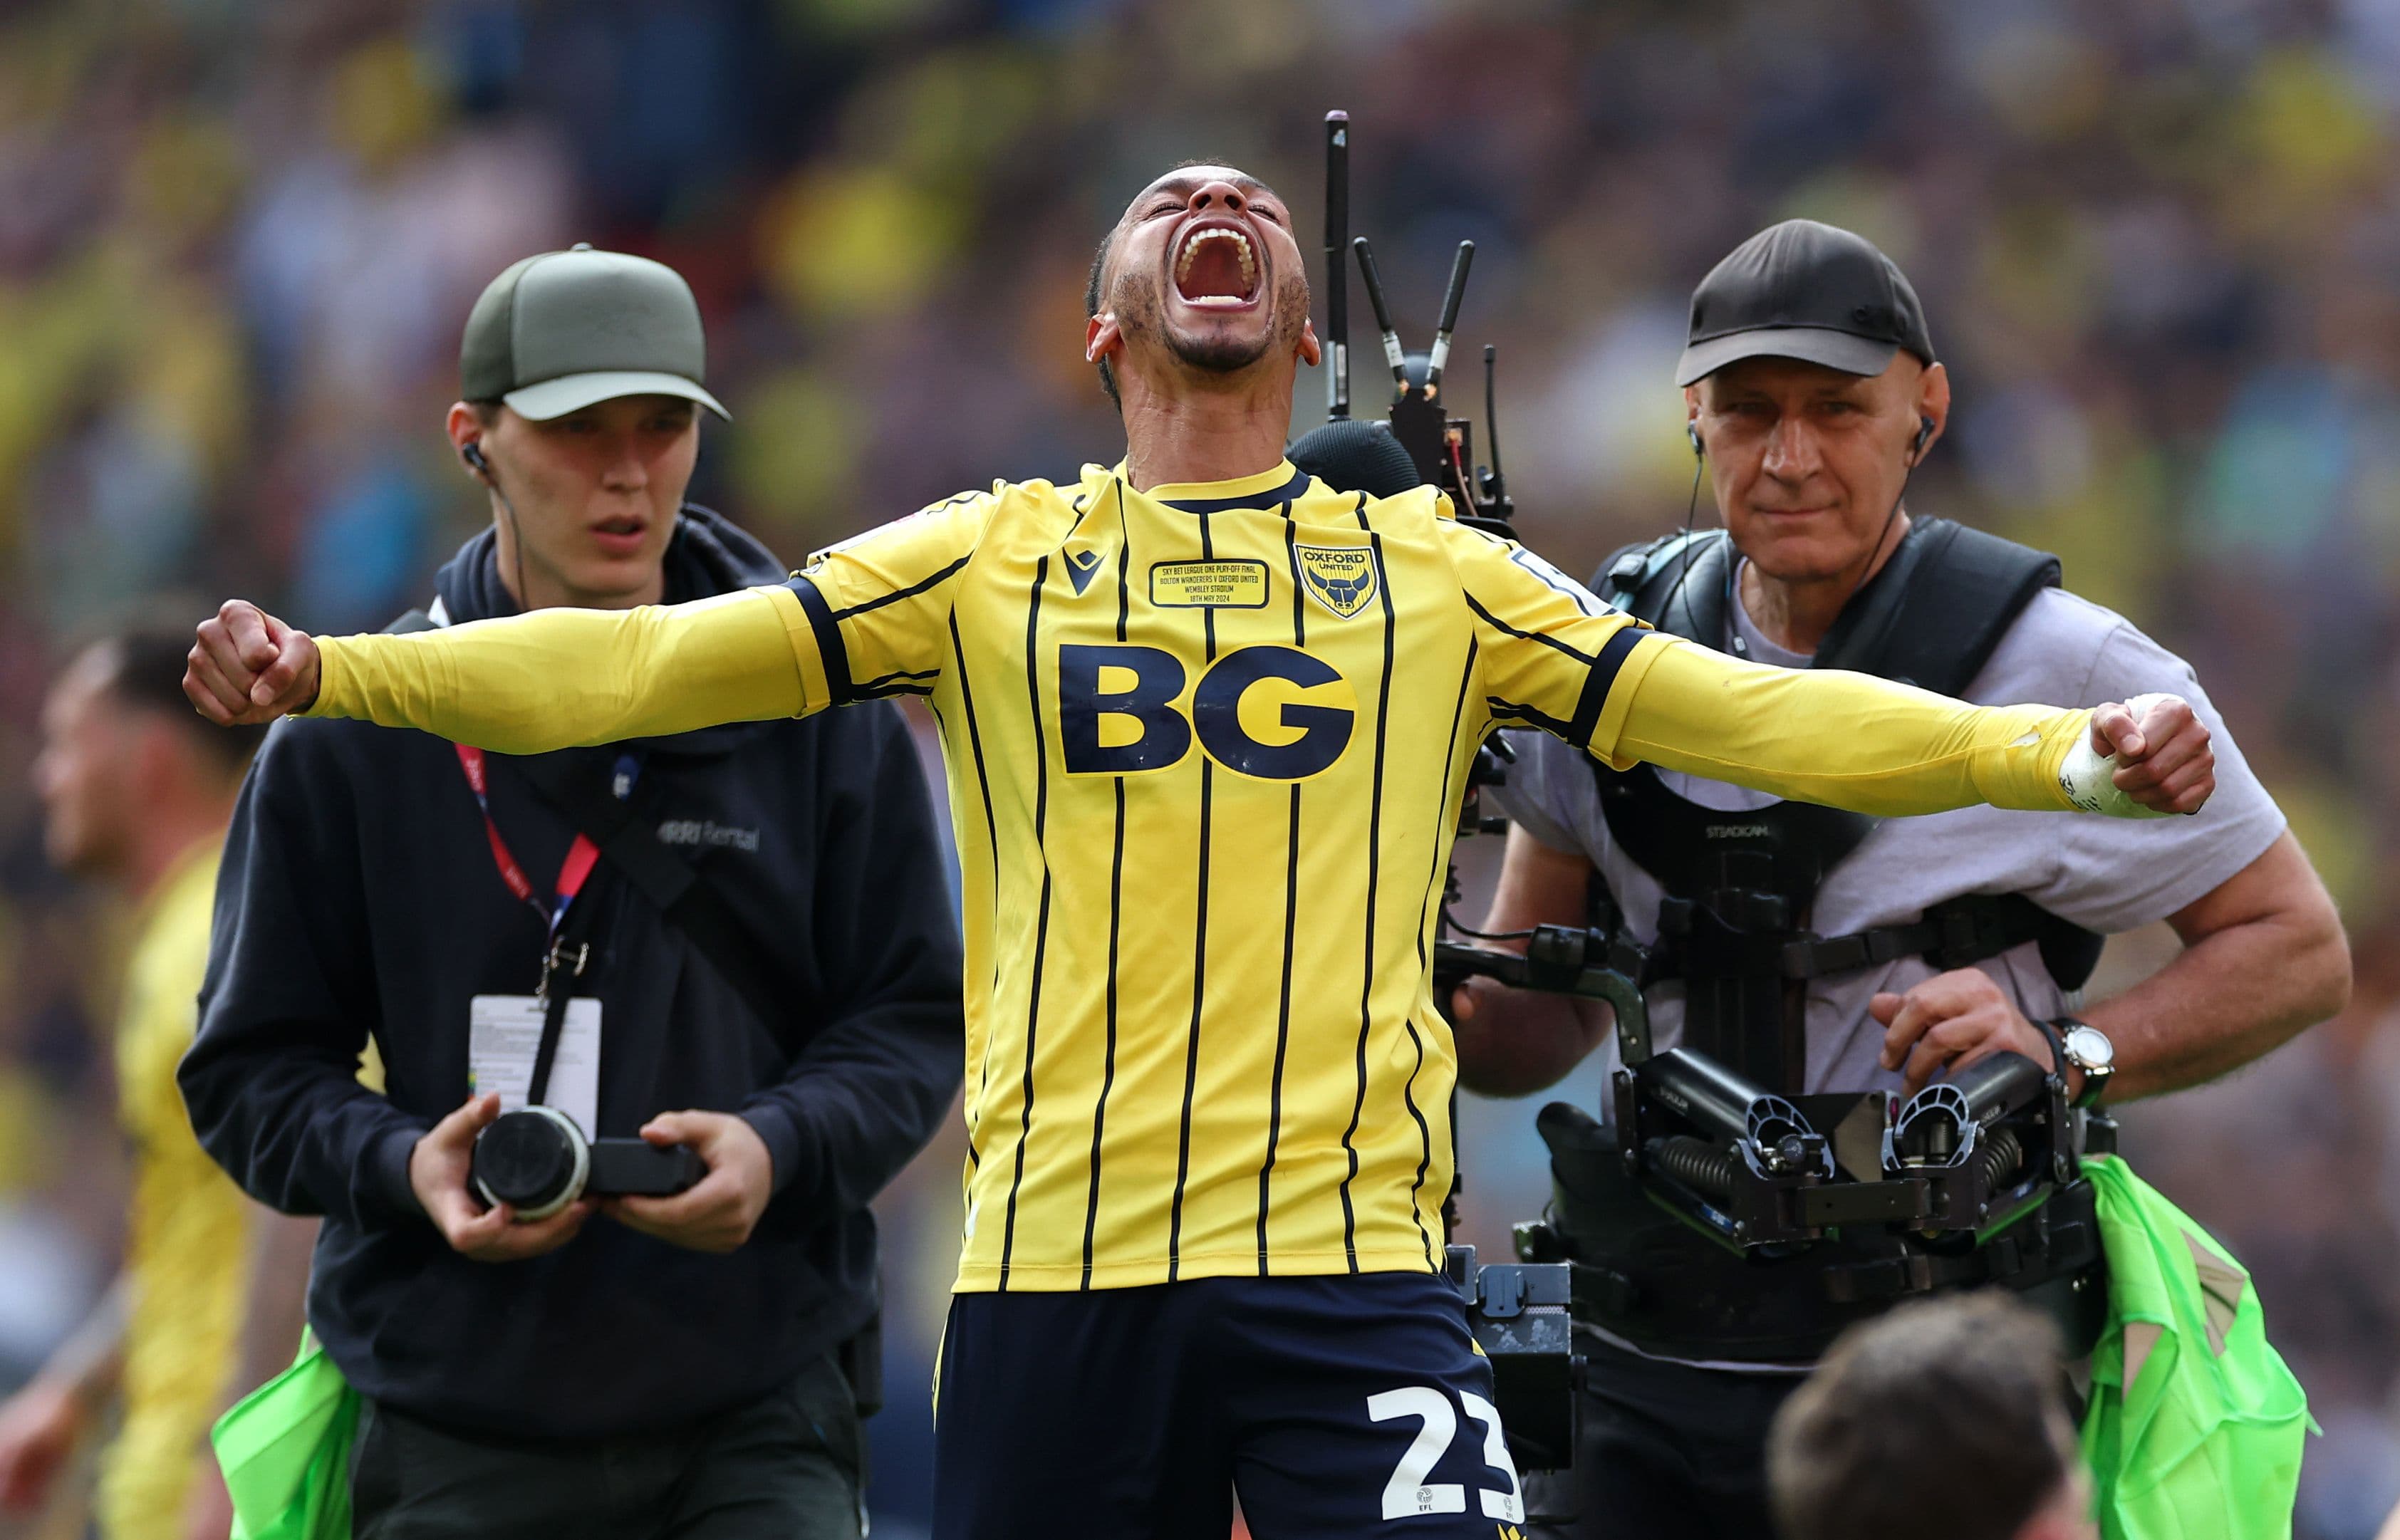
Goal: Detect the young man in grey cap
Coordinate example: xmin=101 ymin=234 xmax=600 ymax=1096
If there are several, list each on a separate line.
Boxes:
xmin=1450 ymin=220 xmax=2348 ymax=1538
xmin=180 ymin=246 xmax=964 ymax=1537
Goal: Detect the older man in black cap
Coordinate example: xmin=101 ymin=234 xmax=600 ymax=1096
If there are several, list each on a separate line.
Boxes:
xmin=1450 ymin=221 xmax=2348 ymax=1538
xmin=180 ymin=246 xmax=963 ymax=1538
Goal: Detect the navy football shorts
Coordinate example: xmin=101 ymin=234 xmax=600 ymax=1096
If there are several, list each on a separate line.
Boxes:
xmin=933 ymin=1271 xmax=1527 ymax=1539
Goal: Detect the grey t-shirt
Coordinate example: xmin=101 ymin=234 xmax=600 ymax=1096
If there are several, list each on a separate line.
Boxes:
xmin=1494 ymin=568 xmax=2286 ymax=1096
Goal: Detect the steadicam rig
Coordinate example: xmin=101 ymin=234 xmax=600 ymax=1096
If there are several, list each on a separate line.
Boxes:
xmin=1429 ymin=859 xmax=2109 ymax=1369
xmin=1292 ymin=109 xmax=1572 ymax=1482
xmin=1604 ymin=1042 xmax=2079 ymax=1255
xmin=1286 ymin=110 xmax=2111 ymax=1398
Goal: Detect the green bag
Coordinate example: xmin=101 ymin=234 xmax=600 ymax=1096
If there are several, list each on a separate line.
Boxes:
xmin=211 ymin=1331 xmax=358 ymax=1540
xmin=2079 ymin=1154 xmax=2315 ymax=1539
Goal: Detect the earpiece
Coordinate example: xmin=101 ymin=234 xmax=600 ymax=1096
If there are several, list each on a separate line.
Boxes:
xmin=1909 ymin=415 xmax=1933 ymax=465
xmin=462 ymin=437 xmax=531 ymax=608
xmin=1687 ymin=422 xmax=1704 ymax=459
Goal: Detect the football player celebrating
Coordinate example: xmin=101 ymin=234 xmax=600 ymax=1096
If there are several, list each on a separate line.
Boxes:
xmin=186 ymin=165 xmax=2213 ymax=1540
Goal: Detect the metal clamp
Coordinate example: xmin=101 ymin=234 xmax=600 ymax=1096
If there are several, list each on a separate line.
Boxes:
xmin=534 ymin=938 xmax=590 ymax=1001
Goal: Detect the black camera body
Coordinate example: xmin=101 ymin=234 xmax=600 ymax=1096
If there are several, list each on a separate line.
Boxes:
xmin=471 ymin=1105 xmax=704 ymax=1220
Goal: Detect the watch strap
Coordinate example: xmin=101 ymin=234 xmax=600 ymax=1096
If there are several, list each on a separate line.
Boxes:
xmin=2048 ymin=1016 xmax=2110 ymax=1108
xmin=2032 ymin=1016 xmax=2070 ymax=1084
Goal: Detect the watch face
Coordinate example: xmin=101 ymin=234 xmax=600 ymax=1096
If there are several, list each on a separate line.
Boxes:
xmin=2064 ymin=1024 xmax=2114 ymax=1071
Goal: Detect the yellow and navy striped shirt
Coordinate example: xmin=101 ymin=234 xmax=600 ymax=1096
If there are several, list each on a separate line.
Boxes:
xmin=787 ymin=461 xmax=1652 ymax=1289
xmin=301 ymin=460 xmax=2106 ymax=1294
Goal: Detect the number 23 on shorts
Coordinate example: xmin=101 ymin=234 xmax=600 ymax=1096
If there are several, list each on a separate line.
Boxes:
xmin=1368 ymin=1385 xmax=1525 ymax=1524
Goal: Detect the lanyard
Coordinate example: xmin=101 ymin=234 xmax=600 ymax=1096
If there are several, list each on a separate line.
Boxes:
xmin=453 ymin=744 xmax=641 ymax=996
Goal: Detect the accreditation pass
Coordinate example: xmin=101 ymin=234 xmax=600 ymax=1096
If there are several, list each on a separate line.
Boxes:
xmin=468 ymin=996 xmax=601 ymax=1140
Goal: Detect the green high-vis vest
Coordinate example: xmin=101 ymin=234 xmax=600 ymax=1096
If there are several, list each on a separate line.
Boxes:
xmin=2080 ymin=1154 xmax=2314 ymax=1539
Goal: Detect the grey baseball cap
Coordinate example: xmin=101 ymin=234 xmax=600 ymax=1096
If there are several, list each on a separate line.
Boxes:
xmin=1674 ymin=220 xmax=1935 ymax=387
xmin=460 ymin=244 xmax=729 ymax=421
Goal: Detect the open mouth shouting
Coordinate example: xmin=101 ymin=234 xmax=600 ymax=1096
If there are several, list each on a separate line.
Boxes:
xmin=1173 ymin=218 xmax=1263 ymax=309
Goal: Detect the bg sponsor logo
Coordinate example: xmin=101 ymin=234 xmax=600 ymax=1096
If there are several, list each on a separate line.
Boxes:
xmin=1059 ymin=643 xmax=1357 ymax=779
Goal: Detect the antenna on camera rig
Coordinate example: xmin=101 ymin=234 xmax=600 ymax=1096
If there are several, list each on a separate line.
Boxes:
xmin=1354 ymin=235 xmax=1409 ymax=402
xmin=1344 ymin=231 xmax=1512 ymax=533
xmin=1294 ymin=111 xmax=1513 ymax=533
xmin=1324 ymin=110 xmax=1350 ymax=422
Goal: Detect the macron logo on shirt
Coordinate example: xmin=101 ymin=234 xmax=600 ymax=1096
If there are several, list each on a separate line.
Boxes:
xmin=1065 ymin=547 xmax=1106 ymax=595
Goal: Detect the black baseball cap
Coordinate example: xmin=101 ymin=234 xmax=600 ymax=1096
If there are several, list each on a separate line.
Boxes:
xmin=1674 ymin=220 xmax=1935 ymax=387
xmin=461 ymin=244 xmax=729 ymax=421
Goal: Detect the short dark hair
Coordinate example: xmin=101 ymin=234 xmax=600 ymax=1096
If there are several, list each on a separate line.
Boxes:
xmin=1768 ymin=1293 xmax=2081 ymax=1540
xmin=85 ymin=627 xmax=266 ymax=775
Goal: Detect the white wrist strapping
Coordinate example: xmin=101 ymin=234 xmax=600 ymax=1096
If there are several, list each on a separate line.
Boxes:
xmin=2056 ymin=695 xmax=2176 ymax=819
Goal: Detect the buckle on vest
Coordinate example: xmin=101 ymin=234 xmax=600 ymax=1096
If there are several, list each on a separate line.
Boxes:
xmin=1929 ymin=901 xmax=2012 ymax=970
xmin=1785 ymin=932 xmax=1861 ymax=977
xmin=1780 ymin=927 xmax=1918 ymax=979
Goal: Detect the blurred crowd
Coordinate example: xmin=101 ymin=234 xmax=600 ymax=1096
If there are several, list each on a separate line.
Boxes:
xmin=5 ymin=0 xmax=2400 ymax=1534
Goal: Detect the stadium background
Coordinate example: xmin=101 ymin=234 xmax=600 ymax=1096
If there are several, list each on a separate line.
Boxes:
xmin=1 ymin=0 xmax=2398 ymax=1534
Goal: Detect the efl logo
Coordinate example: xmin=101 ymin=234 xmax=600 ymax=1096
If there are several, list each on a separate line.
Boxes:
xmin=1059 ymin=643 xmax=1356 ymax=779
xmin=1297 ymin=545 xmax=1376 ymax=618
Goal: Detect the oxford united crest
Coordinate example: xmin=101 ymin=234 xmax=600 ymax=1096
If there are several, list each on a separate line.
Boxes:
xmin=1296 ymin=545 xmax=1376 ymax=619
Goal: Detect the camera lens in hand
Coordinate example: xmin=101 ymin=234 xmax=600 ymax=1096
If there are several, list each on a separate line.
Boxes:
xmin=471 ymin=1105 xmax=590 ymax=1221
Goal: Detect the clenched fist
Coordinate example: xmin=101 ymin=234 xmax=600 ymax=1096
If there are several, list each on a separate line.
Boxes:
xmin=2085 ymin=693 xmax=2213 ymax=816
xmin=186 ymin=600 xmax=321 ymax=727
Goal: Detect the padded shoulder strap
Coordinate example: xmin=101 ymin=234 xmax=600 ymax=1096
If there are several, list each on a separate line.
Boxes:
xmin=1581 ymin=517 xmax=2094 ymax=993
xmin=1590 ymin=524 xmax=1875 ymax=909
xmin=508 ymin=754 xmax=802 ymax=1053
xmin=1594 ymin=528 xmax=1733 ymax=644
xmin=1596 ymin=531 xmax=1704 ymax=605
xmin=1814 ymin=519 xmax=2060 ymax=697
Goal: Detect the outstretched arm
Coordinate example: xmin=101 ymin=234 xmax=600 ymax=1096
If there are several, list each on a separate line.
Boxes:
xmin=188 ymin=489 xmax=999 ymax=749
xmin=1438 ymin=516 xmax=2209 ymax=821
xmin=1603 ymin=634 xmax=2213 ymax=818
xmin=186 ymin=588 xmax=821 ymax=751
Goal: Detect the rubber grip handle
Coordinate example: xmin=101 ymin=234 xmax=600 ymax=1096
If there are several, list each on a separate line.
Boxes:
xmin=587 ymin=1138 xmax=706 ymax=1196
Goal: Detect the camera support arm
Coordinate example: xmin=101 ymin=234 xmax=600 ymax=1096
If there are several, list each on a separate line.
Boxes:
xmin=1433 ymin=929 xmax=1653 ymax=1063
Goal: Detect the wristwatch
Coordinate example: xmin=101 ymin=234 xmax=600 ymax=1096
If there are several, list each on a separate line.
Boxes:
xmin=2047 ymin=1017 xmax=2115 ymax=1108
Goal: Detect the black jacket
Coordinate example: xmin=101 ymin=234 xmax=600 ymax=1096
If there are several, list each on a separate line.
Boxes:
xmin=183 ymin=508 xmax=963 ymax=1437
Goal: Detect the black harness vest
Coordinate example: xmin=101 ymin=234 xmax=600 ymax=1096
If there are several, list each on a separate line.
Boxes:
xmin=1527 ymin=519 xmax=2111 ymax=1363
xmin=1587 ymin=517 xmax=2104 ymax=1094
